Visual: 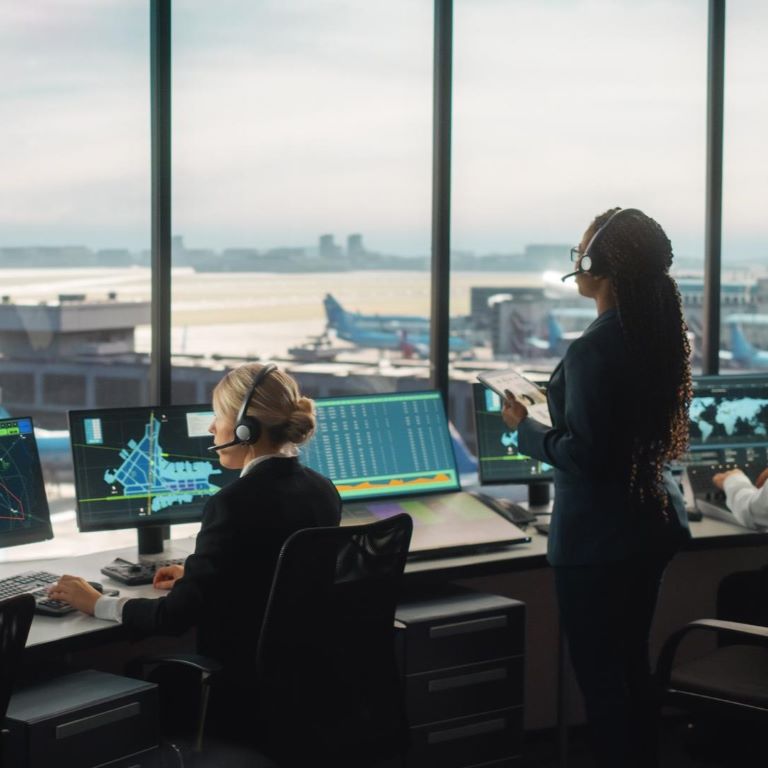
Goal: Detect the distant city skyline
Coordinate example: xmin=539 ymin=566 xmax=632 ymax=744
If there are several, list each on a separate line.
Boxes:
xmin=0 ymin=1 xmax=766 ymax=262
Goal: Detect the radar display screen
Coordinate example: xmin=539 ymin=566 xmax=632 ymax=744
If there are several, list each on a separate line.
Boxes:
xmin=69 ymin=405 xmax=240 ymax=531
xmin=0 ymin=416 xmax=53 ymax=548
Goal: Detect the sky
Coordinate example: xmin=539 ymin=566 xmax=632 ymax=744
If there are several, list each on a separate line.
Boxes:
xmin=0 ymin=0 xmax=765 ymax=263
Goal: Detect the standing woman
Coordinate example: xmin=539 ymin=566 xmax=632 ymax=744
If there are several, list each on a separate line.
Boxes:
xmin=50 ymin=363 xmax=342 ymax=742
xmin=502 ymin=208 xmax=692 ymax=768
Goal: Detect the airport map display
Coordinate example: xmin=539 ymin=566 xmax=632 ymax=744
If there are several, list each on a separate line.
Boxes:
xmin=0 ymin=417 xmax=53 ymax=545
xmin=70 ymin=406 xmax=238 ymax=530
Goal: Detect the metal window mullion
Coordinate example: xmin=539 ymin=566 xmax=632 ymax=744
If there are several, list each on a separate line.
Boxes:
xmin=150 ymin=0 xmax=172 ymax=405
xmin=430 ymin=0 xmax=453 ymax=406
xmin=702 ymin=0 xmax=725 ymax=375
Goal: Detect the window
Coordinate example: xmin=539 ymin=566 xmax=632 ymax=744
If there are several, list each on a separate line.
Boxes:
xmin=172 ymin=0 xmax=433 ymax=401
xmin=450 ymin=0 xmax=707 ymax=455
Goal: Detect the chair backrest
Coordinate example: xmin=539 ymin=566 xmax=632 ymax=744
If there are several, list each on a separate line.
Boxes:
xmin=0 ymin=594 xmax=35 ymax=719
xmin=255 ymin=512 xmax=413 ymax=766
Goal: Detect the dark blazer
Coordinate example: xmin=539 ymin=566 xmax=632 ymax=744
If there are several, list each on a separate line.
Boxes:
xmin=122 ymin=457 xmax=342 ymax=672
xmin=518 ymin=308 xmax=689 ymax=566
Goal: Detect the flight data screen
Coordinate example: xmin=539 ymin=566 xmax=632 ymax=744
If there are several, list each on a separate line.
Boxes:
xmin=301 ymin=391 xmax=460 ymax=500
xmin=0 ymin=416 xmax=53 ymax=547
xmin=69 ymin=405 xmax=240 ymax=531
xmin=472 ymin=384 xmax=553 ymax=484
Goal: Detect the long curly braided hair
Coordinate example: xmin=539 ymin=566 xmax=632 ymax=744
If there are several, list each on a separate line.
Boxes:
xmin=585 ymin=207 xmax=692 ymax=508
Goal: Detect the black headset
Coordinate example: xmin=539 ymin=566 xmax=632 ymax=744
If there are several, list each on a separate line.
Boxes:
xmin=208 ymin=363 xmax=278 ymax=452
xmin=561 ymin=207 xmax=643 ymax=282
xmin=234 ymin=363 xmax=278 ymax=444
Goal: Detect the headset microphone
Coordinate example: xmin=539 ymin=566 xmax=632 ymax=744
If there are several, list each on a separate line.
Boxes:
xmin=207 ymin=439 xmax=240 ymax=453
xmin=561 ymin=269 xmax=580 ymax=282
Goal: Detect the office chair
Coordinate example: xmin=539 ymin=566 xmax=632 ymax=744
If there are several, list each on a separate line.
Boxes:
xmin=0 ymin=594 xmax=36 ymax=768
xmin=657 ymin=618 xmax=768 ymax=760
xmin=136 ymin=512 xmax=413 ymax=768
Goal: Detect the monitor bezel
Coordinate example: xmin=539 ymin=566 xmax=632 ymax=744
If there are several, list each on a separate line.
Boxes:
xmin=0 ymin=415 xmax=54 ymax=548
xmin=471 ymin=382 xmax=555 ymax=486
xmin=68 ymin=403 xmax=234 ymax=533
xmin=304 ymin=389 xmax=462 ymax=502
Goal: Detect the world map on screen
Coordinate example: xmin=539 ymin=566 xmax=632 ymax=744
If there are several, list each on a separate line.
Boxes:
xmin=689 ymin=397 xmax=768 ymax=443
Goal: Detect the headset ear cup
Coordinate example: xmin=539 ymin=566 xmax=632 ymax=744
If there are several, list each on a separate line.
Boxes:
xmin=235 ymin=417 xmax=261 ymax=444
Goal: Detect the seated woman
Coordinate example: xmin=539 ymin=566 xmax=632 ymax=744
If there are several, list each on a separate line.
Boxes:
xmin=50 ymin=363 xmax=342 ymax=737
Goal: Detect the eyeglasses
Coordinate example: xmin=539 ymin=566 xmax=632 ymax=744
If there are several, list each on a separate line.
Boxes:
xmin=569 ymin=247 xmax=583 ymax=263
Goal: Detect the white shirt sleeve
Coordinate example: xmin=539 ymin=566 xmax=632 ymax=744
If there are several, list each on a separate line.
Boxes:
xmin=723 ymin=472 xmax=768 ymax=529
xmin=93 ymin=595 xmax=131 ymax=623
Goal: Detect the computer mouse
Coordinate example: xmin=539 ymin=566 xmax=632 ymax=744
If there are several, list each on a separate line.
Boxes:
xmin=87 ymin=581 xmax=104 ymax=593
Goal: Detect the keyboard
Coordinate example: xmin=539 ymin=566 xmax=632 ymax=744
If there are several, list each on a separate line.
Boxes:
xmin=0 ymin=571 xmax=76 ymax=617
xmin=101 ymin=557 xmax=186 ymax=586
xmin=470 ymin=492 xmax=537 ymax=526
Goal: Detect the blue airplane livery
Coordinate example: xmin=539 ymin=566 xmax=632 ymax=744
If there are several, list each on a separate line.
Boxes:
xmin=323 ymin=294 xmax=472 ymax=356
xmin=727 ymin=315 xmax=768 ymax=369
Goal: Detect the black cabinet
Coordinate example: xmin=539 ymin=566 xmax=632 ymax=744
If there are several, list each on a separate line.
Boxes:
xmin=396 ymin=590 xmax=525 ymax=768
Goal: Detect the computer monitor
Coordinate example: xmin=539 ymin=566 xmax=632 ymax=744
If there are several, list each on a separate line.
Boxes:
xmin=472 ymin=383 xmax=553 ymax=505
xmin=0 ymin=415 xmax=53 ymax=548
xmin=686 ymin=374 xmax=768 ymax=480
xmin=69 ymin=405 xmax=240 ymax=558
xmin=300 ymin=390 xmax=461 ymax=501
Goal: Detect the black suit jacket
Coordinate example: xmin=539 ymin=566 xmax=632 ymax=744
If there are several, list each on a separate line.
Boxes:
xmin=122 ymin=457 xmax=342 ymax=672
xmin=518 ymin=309 xmax=689 ymax=566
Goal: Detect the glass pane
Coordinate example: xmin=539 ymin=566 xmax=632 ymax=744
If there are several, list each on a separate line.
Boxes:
xmin=0 ymin=1 xmax=150 ymax=551
xmin=451 ymin=1 xmax=707 ymax=492
xmin=172 ymin=0 xmax=433 ymax=405
xmin=721 ymin=1 xmax=768 ymax=373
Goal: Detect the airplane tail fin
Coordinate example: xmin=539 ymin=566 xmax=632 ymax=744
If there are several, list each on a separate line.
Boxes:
xmin=323 ymin=294 xmax=346 ymax=330
xmin=546 ymin=312 xmax=563 ymax=346
xmin=730 ymin=322 xmax=756 ymax=364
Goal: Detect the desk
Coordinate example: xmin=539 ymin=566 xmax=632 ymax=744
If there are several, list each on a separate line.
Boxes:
xmin=3 ymin=507 xmax=767 ymax=732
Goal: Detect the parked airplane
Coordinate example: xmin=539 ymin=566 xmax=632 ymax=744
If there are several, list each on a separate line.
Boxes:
xmin=727 ymin=315 xmax=768 ymax=369
xmin=523 ymin=307 xmax=595 ymax=356
xmin=323 ymin=294 xmax=473 ymax=355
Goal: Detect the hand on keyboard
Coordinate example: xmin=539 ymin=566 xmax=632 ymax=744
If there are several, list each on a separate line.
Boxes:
xmin=47 ymin=575 xmax=103 ymax=616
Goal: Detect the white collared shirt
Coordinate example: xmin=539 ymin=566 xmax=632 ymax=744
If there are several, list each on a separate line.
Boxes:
xmin=723 ymin=471 xmax=768 ymax=530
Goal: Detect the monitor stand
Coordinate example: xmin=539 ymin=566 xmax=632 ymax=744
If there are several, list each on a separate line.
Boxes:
xmin=528 ymin=482 xmax=551 ymax=509
xmin=135 ymin=525 xmax=190 ymax=564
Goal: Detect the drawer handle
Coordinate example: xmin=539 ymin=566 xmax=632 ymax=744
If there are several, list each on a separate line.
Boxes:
xmin=56 ymin=702 xmax=140 ymax=739
xmin=427 ymin=717 xmax=506 ymax=744
xmin=428 ymin=667 xmax=507 ymax=692
xmin=429 ymin=615 xmax=508 ymax=639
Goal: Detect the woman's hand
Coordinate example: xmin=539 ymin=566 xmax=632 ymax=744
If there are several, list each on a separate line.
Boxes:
xmin=756 ymin=468 xmax=768 ymax=489
xmin=712 ymin=468 xmax=746 ymax=490
xmin=501 ymin=390 xmax=528 ymax=431
xmin=47 ymin=575 xmax=102 ymax=615
xmin=153 ymin=564 xmax=185 ymax=590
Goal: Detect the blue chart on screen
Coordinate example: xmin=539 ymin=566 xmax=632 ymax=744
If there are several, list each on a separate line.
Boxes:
xmin=301 ymin=391 xmax=459 ymax=501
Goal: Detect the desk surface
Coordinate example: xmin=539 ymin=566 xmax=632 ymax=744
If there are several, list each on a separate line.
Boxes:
xmin=1 ymin=507 xmax=765 ymax=651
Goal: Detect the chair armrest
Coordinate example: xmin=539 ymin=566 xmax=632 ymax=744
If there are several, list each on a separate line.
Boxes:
xmin=132 ymin=653 xmax=223 ymax=677
xmin=657 ymin=619 xmax=768 ymax=686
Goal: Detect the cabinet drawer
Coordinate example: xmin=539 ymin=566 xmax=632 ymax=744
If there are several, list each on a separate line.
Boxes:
xmin=406 ymin=656 xmax=523 ymax=725
xmin=397 ymin=595 xmax=525 ymax=674
xmin=407 ymin=707 xmax=523 ymax=768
